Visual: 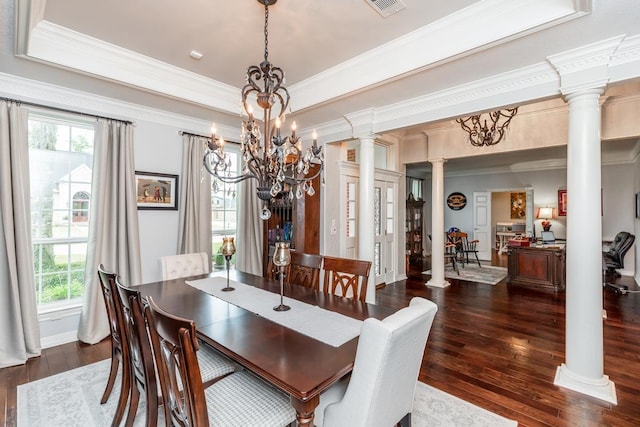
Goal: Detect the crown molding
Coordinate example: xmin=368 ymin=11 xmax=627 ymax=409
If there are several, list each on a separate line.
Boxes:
xmin=0 ymin=71 xmax=238 ymax=139
xmin=24 ymin=21 xmax=240 ymax=113
xmin=17 ymin=0 xmax=589 ymax=116
xmin=370 ymin=34 xmax=640 ymax=135
xmin=289 ymin=0 xmax=589 ymax=111
xmin=547 ymin=35 xmax=626 ymax=95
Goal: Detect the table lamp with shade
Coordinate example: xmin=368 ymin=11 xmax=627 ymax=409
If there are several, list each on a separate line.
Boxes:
xmin=536 ymin=207 xmax=555 ymax=232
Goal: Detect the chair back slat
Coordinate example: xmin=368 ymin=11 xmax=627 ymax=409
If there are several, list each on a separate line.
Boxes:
xmin=145 ymin=297 xmax=209 ymax=427
xmin=322 ymin=256 xmax=371 ymax=301
xmin=287 ymin=252 xmax=323 ymax=290
xmin=96 ymin=264 xmax=131 ymax=426
xmin=115 ymin=277 xmax=159 ymax=427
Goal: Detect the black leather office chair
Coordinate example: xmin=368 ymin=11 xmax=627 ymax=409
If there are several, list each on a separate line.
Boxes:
xmin=603 ymin=231 xmax=635 ymax=280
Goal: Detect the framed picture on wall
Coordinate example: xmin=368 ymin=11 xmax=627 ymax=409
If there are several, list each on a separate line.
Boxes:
xmin=558 ymin=189 xmax=567 ymax=216
xmin=135 ymin=171 xmax=179 ymax=210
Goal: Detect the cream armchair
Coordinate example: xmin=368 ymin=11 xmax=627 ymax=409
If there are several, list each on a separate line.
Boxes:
xmin=315 ymin=297 xmax=438 ymax=427
xmin=160 ymin=252 xmax=210 ymax=280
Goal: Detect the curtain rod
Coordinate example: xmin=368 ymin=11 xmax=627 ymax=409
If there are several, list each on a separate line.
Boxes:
xmin=179 ymin=130 xmax=211 ymax=139
xmin=1 ymin=96 xmax=134 ymax=125
xmin=179 ymin=130 xmax=239 ymax=144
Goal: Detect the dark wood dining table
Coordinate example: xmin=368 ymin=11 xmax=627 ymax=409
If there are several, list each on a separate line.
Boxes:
xmin=136 ymin=269 xmax=393 ymax=426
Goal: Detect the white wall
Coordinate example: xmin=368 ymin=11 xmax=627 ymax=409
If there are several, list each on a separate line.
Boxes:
xmin=133 ymin=121 xmax=184 ymax=284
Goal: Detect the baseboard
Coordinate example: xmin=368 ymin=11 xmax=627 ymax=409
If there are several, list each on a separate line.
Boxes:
xmin=41 ymin=330 xmax=78 ymax=349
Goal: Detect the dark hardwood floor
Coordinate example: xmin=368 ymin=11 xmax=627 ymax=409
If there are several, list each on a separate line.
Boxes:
xmin=2 ymin=252 xmax=639 ymax=426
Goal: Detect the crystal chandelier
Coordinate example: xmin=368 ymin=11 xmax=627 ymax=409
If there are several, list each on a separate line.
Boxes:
xmin=203 ymin=0 xmax=324 ymax=220
xmin=456 ymin=108 xmax=518 ymax=147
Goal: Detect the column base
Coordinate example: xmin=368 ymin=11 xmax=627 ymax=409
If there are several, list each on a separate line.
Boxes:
xmin=554 ymin=364 xmax=617 ymax=404
xmin=426 ymin=279 xmax=451 ymax=288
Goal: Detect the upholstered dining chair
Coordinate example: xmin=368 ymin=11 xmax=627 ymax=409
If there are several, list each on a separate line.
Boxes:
xmin=322 ymin=256 xmax=372 ymax=302
xmin=314 ymin=297 xmax=438 ymax=427
xmin=97 ymin=264 xmax=131 ymax=427
xmin=144 ymin=297 xmax=296 ymax=427
xmin=160 ymin=252 xmax=210 ymax=280
xmin=115 ymin=277 xmax=236 ymax=427
xmin=286 ymin=252 xmax=323 ymax=290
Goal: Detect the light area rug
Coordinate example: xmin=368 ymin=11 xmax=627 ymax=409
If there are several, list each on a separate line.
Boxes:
xmin=423 ymin=265 xmax=508 ymax=285
xmin=17 ymin=359 xmax=518 ymax=426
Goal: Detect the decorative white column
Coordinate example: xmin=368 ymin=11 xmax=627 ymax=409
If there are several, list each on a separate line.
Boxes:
xmin=547 ymin=37 xmax=623 ymax=405
xmin=427 ymin=158 xmax=449 ymax=288
xmin=358 ymin=135 xmax=376 ymax=304
xmin=553 ymin=87 xmax=616 ymax=403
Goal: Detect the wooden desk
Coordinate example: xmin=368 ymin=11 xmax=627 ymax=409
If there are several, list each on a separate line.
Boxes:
xmin=136 ymin=270 xmax=392 ymax=426
xmin=506 ymin=244 xmax=566 ymax=292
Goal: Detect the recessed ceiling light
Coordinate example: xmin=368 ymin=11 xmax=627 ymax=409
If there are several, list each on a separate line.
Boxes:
xmin=189 ymin=50 xmax=203 ymax=60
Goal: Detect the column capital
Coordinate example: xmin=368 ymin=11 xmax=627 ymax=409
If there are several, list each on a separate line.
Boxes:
xmin=428 ymin=158 xmax=447 ymax=166
xmin=344 ymin=108 xmax=379 ymax=140
xmin=547 ymin=35 xmax=625 ymax=97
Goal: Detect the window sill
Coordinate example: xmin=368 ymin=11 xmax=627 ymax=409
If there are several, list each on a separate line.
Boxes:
xmin=38 ymin=304 xmax=83 ymax=321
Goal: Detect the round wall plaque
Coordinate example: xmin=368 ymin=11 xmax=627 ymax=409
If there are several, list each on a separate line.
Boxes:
xmin=447 ymin=192 xmax=467 ymax=210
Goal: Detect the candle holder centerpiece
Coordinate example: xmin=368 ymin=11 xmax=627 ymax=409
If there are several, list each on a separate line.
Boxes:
xmin=272 ymin=241 xmax=291 ymax=311
xmin=221 ymin=237 xmax=236 ymax=292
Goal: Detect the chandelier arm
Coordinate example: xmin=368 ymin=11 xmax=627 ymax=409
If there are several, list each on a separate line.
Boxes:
xmin=288 ymin=163 xmax=324 ymax=185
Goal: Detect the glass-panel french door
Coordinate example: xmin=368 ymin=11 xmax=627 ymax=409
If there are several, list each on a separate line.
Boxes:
xmin=374 ymin=180 xmax=395 ymax=285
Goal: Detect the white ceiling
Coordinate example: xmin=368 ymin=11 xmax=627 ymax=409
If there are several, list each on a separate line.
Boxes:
xmin=6 ymin=0 xmax=640 ymax=171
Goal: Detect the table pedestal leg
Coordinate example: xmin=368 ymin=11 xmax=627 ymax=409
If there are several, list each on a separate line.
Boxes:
xmin=290 ymin=395 xmax=319 ymax=427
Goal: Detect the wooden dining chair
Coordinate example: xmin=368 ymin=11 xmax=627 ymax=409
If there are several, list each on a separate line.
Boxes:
xmin=114 ymin=276 xmax=159 ymax=427
xmin=449 ymin=231 xmax=481 ymax=267
xmin=97 ymin=264 xmax=131 ymax=427
xmin=160 ymin=252 xmax=210 ymax=280
xmin=114 ymin=278 xmax=237 ymax=427
xmin=322 ymin=256 xmax=371 ymax=302
xmin=144 ymin=297 xmax=296 ymax=427
xmin=286 ymin=252 xmax=323 ymax=290
xmin=314 ymin=297 xmax=438 ymax=427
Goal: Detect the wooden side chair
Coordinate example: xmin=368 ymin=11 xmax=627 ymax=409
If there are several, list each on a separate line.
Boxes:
xmin=114 ymin=276 xmax=159 ymax=427
xmin=314 ymin=297 xmax=438 ymax=427
xmin=286 ymin=252 xmax=323 ymax=290
xmin=160 ymin=252 xmax=210 ymax=280
xmin=322 ymin=256 xmax=371 ymax=302
xmin=449 ymin=231 xmax=481 ymax=268
xmin=115 ymin=277 xmax=237 ymax=427
xmin=144 ymin=297 xmax=296 ymax=427
xmin=97 ymin=264 xmax=131 ymax=427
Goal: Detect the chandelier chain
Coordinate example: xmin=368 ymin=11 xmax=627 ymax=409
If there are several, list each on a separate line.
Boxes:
xmin=264 ymin=3 xmax=269 ymax=63
xmin=203 ymin=0 xmax=324 ymax=221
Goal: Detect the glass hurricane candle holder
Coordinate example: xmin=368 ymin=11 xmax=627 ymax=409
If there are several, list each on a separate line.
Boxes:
xmin=221 ymin=236 xmax=236 ymax=292
xmin=272 ymin=241 xmax=291 ymax=311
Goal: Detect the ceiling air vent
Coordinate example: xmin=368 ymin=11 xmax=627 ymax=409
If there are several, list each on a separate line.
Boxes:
xmin=367 ymin=0 xmax=407 ymax=18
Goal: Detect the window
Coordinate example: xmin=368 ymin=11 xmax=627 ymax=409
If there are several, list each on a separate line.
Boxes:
xmin=346 ymin=182 xmax=357 ymax=238
xmin=29 ymin=113 xmax=95 ymax=311
xmin=72 ymin=191 xmax=90 ymax=222
xmin=211 ymin=145 xmax=239 ymax=270
xmin=407 ymin=177 xmax=423 ymax=200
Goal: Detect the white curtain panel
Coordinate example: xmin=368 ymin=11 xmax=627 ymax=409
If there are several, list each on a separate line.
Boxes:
xmin=177 ymin=134 xmax=212 ymax=257
xmin=235 ymin=178 xmax=263 ymax=276
xmin=77 ymin=120 xmax=142 ymax=344
xmin=0 ymin=101 xmax=41 ymax=368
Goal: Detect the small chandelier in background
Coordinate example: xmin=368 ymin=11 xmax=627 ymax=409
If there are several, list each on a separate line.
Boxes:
xmin=203 ymin=0 xmax=324 ymax=220
xmin=456 ymin=108 xmax=518 ymax=147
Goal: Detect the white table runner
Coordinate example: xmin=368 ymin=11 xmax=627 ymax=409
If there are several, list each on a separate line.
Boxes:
xmin=185 ymin=276 xmax=363 ymax=347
